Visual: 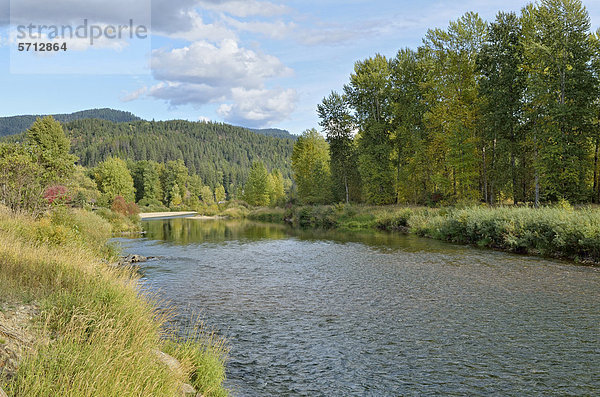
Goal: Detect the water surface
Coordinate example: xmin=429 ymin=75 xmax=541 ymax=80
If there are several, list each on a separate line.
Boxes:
xmin=116 ymin=218 xmax=600 ymax=396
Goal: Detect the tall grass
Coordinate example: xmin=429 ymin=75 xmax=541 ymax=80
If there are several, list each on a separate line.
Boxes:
xmin=409 ymin=206 xmax=600 ymax=262
xmin=0 ymin=206 xmax=228 ymax=396
xmin=249 ymin=204 xmax=600 ymax=263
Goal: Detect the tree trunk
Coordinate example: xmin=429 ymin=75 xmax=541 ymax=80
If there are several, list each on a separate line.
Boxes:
xmin=344 ymin=173 xmax=349 ymax=204
xmin=482 ymin=146 xmax=488 ymax=204
xmin=594 ymin=136 xmax=599 ymax=204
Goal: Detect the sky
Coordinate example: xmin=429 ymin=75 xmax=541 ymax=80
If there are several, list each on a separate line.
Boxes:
xmin=0 ymin=0 xmax=599 ymax=135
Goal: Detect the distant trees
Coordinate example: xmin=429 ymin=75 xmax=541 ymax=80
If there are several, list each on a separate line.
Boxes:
xmin=62 ymin=118 xmax=294 ymax=194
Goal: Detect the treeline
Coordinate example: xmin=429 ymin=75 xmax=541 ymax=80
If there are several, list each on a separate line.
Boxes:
xmin=307 ymin=0 xmax=600 ymax=206
xmin=0 ymin=108 xmax=140 ymax=137
xmin=62 ymin=119 xmax=294 ymax=190
xmin=0 ymin=116 xmax=290 ymax=217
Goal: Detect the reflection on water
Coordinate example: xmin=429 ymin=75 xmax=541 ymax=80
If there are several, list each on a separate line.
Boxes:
xmin=116 ymin=218 xmax=600 ymax=396
xmin=140 ymin=218 xmax=289 ymax=244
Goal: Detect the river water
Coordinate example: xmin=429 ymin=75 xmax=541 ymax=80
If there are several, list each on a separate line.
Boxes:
xmin=116 ymin=218 xmax=600 ymax=396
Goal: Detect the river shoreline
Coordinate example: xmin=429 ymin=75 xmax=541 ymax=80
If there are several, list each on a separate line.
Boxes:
xmin=247 ymin=204 xmax=600 ymax=265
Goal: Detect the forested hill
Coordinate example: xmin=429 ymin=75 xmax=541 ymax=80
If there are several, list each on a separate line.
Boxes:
xmin=0 ymin=108 xmax=140 ymax=137
xmin=250 ymin=128 xmax=296 ymax=139
xmin=65 ymin=119 xmax=294 ymax=189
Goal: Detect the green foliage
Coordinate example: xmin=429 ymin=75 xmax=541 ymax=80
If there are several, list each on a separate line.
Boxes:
xmin=25 ymin=116 xmax=77 ymax=183
xmin=93 ymin=158 xmax=136 ymax=205
xmin=0 ymin=143 xmax=46 ymax=215
xmin=345 ymin=55 xmax=396 ymax=204
xmin=215 ymin=185 xmax=226 ymax=203
xmin=267 ymin=170 xmax=285 ymax=206
xmin=131 ymin=160 xmax=163 ymax=204
xmin=64 ymin=119 xmax=294 ymax=192
xmin=317 ymin=91 xmax=361 ymax=203
xmin=162 ymin=160 xmax=189 ymax=205
xmin=478 ymin=12 xmax=526 ymax=204
xmin=0 ymin=108 xmax=140 ymax=137
xmin=200 ymin=185 xmax=215 ymax=205
xmin=244 ymin=161 xmax=270 ymax=206
xmin=312 ymin=1 xmax=600 ymax=207
xmin=291 ymin=129 xmax=332 ymax=204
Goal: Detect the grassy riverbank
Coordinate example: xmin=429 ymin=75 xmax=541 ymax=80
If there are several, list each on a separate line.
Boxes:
xmin=249 ymin=204 xmax=600 ymax=264
xmin=0 ymin=206 xmax=228 ymax=396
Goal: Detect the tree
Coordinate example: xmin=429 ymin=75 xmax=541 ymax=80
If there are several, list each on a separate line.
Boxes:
xmin=291 ymin=129 xmax=332 ymax=204
xmin=522 ymin=0 xmax=597 ymax=203
xmin=26 ymin=116 xmax=77 ymax=182
xmin=422 ymin=12 xmax=487 ymax=202
xmin=478 ymin=12 xmax=526 ymax=204
xmin=244 ymin=161 xmax=270 ymax=206
xmin=0 ymin=143 xmax=46 ymax=214
xmin=200 ymin=185 xmax=215 ymax=205
xmin=317 ymin=91 xmax=360 ymax=203
xmin=345 ymin=54 xmax=396 ymax=204
xmin=93 ymin=157 xmax=135 ymax=204
xmin=390 ymin=48 xmax=430 ymax=203
xmin=162 ymin=160 xmax=189 ymax=205
xmin=215 ymin=185 xmax=226 ymax=203
xmin=267 ymin=169 xmax=285 ymax=206
xmin=132 ymin=160 xmax=162 ymax=203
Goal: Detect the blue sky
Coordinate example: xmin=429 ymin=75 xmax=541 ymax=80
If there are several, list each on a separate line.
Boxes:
xmin=0 ymin=0 xmax=599 ymax=134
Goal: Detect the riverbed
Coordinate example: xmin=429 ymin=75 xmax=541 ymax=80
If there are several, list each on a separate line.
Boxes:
xmin=115 ymin=218 xmax=600 ymax=396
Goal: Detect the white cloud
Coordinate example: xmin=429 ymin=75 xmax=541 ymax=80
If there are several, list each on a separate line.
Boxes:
xmin=221 ymin=15 xmax=296 ymax=40
xmin=147 ymin=82 xmax=227 ymax=106
xmin=121 ymin=86 xmax=148 ymax=102
xmin=217 ymin=87 xmax=297 ymax=127
xmin=165 ymin=10 xmax=237 ymax=42
xmin=152 ymin=39 xmax=292 ymax=89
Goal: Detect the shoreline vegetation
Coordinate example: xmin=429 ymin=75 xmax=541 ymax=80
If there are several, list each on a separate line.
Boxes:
xmin=247 ymin=204 xmax=600 ymax=265
xmin=0 ymin=206 xmax=229 ymax=396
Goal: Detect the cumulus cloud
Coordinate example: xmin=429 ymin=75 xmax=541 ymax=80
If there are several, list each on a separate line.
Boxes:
xmin=151 ymin=39 xmax=292 ymax=88
xmin=217 ymin=87 xmax=297 ymax=127
xmin=141 ymin=38 xmax=297 ymax=125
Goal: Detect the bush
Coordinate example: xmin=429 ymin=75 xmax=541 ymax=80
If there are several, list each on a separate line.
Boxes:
xmin=44 ymin=185 xmax=71 ymax=206
xmin=111 ymin=195 xmax=139 ymax=216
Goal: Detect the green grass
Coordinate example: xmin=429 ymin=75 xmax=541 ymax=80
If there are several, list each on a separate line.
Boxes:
xmin=249 ymin=204 xmax=600 ymax=264
xmin=0 ymin=205 xmax=228 ymax=396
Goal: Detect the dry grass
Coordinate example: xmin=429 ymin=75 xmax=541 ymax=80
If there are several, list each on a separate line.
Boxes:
xmin=0 ymin=206 xmax=228 ymax=396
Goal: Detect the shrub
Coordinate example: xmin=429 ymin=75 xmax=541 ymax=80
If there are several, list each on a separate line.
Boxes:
xmin=111 ymin=195 xmax=139 ymax=216
xmin=44 ymin=185 xmax=71 ymax=206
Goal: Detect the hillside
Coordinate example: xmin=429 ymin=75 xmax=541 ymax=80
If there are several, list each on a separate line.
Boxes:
xmin=65 ymin=119 xmax=294 ymax=189
xmin=0 ymin=108 xmax=141 ymax=137
xmin=250 ymin=128 xmax=296 ymax=139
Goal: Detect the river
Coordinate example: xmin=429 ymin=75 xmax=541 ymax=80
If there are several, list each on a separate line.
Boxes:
xmin=115 ymin=217 xmax=600 ymax=396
